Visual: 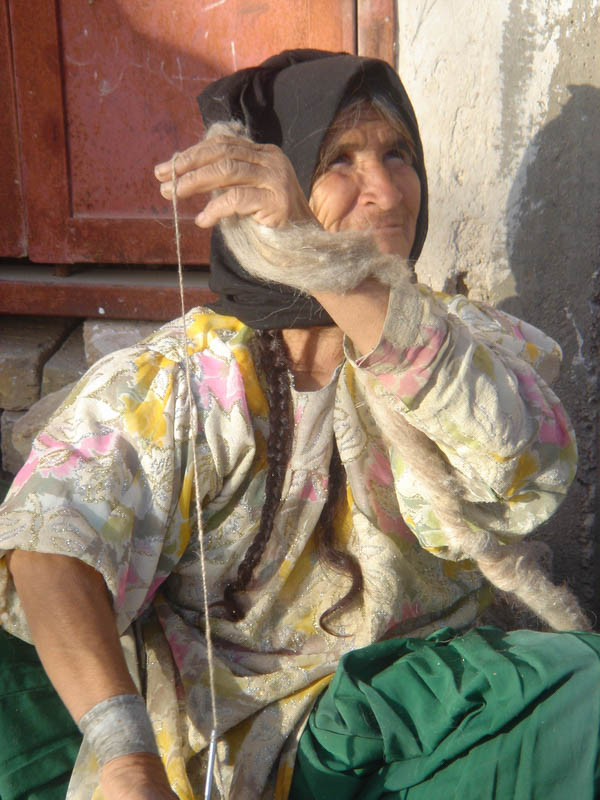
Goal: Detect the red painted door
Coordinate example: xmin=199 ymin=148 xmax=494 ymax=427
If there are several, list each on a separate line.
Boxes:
xmin=9 ymin=0 xmax=356 ymax=266
xmin=0 ymin=0 xmax=26 ymax=257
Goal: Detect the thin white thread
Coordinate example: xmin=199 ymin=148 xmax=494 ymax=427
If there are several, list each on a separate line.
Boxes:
xmin=171 ymin=156 xmax=220 ymax=757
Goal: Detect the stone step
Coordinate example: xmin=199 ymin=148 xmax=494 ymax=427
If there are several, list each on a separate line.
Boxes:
xmin=0 ymin=316 xmax=77 ymax=411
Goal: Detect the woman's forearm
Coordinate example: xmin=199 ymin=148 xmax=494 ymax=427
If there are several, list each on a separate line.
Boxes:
xmin=6 ymin=550 xmax=137 ymax=722
xmin=312 ymin=278 xmax=390 ymax=356
xmin=7 ymin=550 xmax=177 ymax=798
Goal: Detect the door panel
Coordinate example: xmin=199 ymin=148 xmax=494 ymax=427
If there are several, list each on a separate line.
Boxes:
xmin=10 ymin=0 xmax=356 ymax=264
xmin=0 ymin=0 xmax=25 ymax=257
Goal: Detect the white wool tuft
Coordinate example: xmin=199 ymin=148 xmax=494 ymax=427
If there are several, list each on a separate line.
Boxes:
xmin=366 ymin=393 xmax=590 ymax=631
xmin=206 ymin=121 xmax=415 ymax=294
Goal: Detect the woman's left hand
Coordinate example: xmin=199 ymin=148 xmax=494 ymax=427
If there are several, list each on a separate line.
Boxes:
xmin=154 ymin=135 xmax=316 ymax=230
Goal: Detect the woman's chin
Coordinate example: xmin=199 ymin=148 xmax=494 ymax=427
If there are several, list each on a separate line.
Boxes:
xmin=372 ymin=229 xmax=413 ymax=257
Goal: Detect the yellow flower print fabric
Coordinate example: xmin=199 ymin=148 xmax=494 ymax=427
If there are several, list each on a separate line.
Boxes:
xmin=0 ymin=285 xmax=576 ymax=799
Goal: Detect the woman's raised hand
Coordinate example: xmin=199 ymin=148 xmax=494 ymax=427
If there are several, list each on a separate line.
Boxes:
xmin=154 ymin=134 xmax=316 ymax=229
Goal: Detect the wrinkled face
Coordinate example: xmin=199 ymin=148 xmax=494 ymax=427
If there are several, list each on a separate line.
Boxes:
xmin=309 ymin=108 xmax=421 ymax=257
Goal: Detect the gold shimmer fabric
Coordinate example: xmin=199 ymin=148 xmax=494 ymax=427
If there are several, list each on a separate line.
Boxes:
xmin=0 ymin=286 xmax=576 ymax=799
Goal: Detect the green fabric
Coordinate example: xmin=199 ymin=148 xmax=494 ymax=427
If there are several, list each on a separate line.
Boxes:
xmin=2 ymin=626 xmax=600 ymax=799
xmin=0 ymin=629 xmax=81 ymax=800
xmin=0 ymin=480 xmax=11 ymax=505
xmin=291 ymin=626 xmax=600 ymax=800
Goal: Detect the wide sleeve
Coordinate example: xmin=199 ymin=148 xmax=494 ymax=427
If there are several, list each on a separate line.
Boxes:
xmin=0 ymin=338 xmax=224 ymax=639
xmin=344 ymin=285 xmax=576 ymax=551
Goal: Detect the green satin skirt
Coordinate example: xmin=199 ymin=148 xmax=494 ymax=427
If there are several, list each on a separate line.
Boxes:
xmin=0 ymin=629 xmax=81 ymax=800
xmin=1 ymin=626 xmax=600 ymax=799
xmin=289 ymin=626 xmax=600 ymax=799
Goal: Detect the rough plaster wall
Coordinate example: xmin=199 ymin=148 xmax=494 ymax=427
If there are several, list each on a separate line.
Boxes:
xmin=398 ymin=0 xmax=600 ymax=618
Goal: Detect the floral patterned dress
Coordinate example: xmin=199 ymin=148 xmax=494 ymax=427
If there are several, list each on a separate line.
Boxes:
xmin=0 ymin=284 xmax=576 ymax=799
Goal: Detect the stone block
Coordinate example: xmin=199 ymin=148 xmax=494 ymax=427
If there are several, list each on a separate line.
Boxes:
xmin=0 ymin=316 xmax=76 ymax=410
xmin=9 ymin=383 xmax=74 ymax=473
xmin=83 ymin=319 xmax=159 ymax=367
xmin=1 ymin=410 xmax=27 ymax=475
xmin=42 ymin=324 xmax=87 ymax=397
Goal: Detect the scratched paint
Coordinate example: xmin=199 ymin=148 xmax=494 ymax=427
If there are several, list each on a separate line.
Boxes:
xmin=57 ymin=0 xmax=355 ymax=222
xmin=202 ymin=0 xmax=227 ymax=10
xmin=14 ymin=0 xmax=355 ymax=266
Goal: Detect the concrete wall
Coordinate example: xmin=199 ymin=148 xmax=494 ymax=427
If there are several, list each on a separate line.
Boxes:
xmin=398 ymin=0 xmax=600 ymax=617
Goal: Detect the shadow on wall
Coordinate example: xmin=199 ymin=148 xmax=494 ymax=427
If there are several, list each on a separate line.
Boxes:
xmin=502 ymin=84 xmax=600 ymax=326
xmin=501 ymin=84 xmax=600 ymax=618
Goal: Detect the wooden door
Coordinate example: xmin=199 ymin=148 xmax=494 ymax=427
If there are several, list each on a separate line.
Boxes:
xmin=0 ymin=0 xmax=25 ymax=257
xmin=2 ymin=0 xmax=395 ymax=319
xmin=9 ymin=0 xmax=356 ymax=266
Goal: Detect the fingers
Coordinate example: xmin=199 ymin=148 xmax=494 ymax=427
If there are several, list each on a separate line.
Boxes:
xmin=154 ymin=135 xmax=313 ymax=228
xmin=154 ymin=136 xmax=272 ymax=188
xmin=196 ymin=186 xmax=278 ymax=228
xmin=158 ymin=156 xmax=272 ymax=202
xmin=154 ymin=135 xmax=254 ymax=176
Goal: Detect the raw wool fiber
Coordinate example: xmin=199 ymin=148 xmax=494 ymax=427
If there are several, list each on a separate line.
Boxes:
xmin=207 ymin=122 xmax=416 ymax=295
xmin=365 ymin=395 xmax=590 ymax=632
xmin=210 ymin=120 xmax=590 ymax=633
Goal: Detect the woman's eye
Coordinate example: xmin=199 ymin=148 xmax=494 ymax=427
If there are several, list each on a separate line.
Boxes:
xmin=386 ymin=148 xmax=412 ymax=165
xmin=327 ymin=151 xmax=352 ymax=169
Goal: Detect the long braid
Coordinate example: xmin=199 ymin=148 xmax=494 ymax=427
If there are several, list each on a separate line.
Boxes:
xmin=226 ymin=333 xmax=589 ymax=633
xmin=222 ymin=329 xmax=293 ymax=620
xmin=316 ymin=440 xmax=364 ymax=635
xmin=222 ymin=329 xmax=365 ymax=632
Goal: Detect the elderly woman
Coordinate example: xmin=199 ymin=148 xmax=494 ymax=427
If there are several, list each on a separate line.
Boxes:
xmin=0 ymin=50 xmax=599 ymax=800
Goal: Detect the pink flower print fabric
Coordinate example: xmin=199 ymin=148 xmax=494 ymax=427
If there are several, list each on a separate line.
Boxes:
xmin=0 ymin=290 xmax=576 ymax=799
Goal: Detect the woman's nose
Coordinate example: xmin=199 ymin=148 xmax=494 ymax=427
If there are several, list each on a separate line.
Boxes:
xmin=358 ymin=163 xmax=402 ymax=210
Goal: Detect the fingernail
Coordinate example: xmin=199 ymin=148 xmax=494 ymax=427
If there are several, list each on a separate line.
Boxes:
xmin=160 ymin=182 xmax=172 ymax=197
xmin=154 ymin=162 xmax=169 ymax=177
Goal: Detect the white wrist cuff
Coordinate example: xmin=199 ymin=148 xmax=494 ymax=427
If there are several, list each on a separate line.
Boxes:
xmin=77 ymin=694 xmax=159 ymax=768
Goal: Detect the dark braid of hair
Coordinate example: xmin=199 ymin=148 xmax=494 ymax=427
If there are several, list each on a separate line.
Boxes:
xmin=315 ymin=440 xmax=364 ymax=636
xmin=222 ymin=328 xmax=293 ymax=621
xmin=222 ymin=329 xmax=364 ymax=634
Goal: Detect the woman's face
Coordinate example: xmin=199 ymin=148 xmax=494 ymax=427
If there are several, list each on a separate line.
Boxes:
xmin=309 ymin=109 xmax=421 ymax=257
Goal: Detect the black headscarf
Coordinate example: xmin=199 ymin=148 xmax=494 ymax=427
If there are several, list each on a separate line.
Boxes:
xmin=197 ymin=49 xmax=428 ymax=329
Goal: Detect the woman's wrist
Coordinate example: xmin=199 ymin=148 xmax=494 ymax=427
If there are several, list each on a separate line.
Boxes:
xmin=312 ymin=279 xmax=390 ymax=355
xmin=100 ymin=752 xmax=178 ymax=800
xmin=78 ymin=693 xmax=158 ymax=768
